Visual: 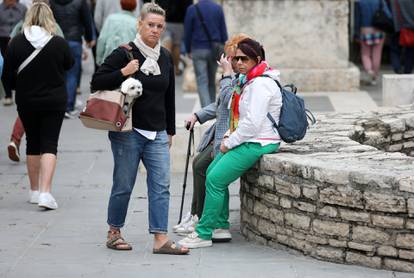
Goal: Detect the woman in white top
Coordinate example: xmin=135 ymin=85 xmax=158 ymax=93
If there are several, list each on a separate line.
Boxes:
xmin=179 ymin=38 xmax=282 ymax=248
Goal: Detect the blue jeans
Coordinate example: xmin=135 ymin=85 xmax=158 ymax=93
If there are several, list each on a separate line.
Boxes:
xmin=107 ymin=130 xmax=171 ymax=234
xmin=390 ymin=32 xmax=414 ymax=74
xmin=192 ymin=49 xmax=218 ymax=108
xmin=66 ymin=41 xmax=82 ymax=112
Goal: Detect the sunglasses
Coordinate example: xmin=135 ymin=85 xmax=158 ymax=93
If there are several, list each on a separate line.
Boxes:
xmin=232 ymin=55 xmax=250 ymax=63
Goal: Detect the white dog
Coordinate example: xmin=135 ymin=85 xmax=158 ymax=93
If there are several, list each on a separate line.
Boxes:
xmin=120 ymin=77 xmax=143 ymax=115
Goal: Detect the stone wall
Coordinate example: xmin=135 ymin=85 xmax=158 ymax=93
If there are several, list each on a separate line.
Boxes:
xmin=240 ymin=105 xmax=414 ymax=272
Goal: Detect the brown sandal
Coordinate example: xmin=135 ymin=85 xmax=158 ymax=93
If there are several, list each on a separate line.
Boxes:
xmin=106 ymin=230 xmax=132 ymax=251
xmin=153 ymin=240 xmax=189 ymax=255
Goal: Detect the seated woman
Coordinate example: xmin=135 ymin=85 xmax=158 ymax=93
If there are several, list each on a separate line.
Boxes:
xmin=179 ymin=38 xmax=283 ymax=248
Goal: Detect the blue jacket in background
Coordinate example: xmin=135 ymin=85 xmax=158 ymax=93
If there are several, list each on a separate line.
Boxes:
xmin=184 ymin=0 xmax=228 ymax=53
xmin=0 ymin=52 xmax=3 ymax=77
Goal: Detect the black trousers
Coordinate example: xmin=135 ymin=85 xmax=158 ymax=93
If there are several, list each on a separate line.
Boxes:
xmin=18 ymin=110 xmax=65 ymax=155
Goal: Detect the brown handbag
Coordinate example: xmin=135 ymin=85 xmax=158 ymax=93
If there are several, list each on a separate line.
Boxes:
xmin=79 ymin=45 xmax=136 ymax=132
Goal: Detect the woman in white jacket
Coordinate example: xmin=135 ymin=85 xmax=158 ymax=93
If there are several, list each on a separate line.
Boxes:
xmin=179 ymin=38 xmax=282 ymax=248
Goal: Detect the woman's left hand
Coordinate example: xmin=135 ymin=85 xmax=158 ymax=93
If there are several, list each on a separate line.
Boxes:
xmin=220 ymin=141 xmax=229 ymax=153
xmin=168 ymin=135 xmax=172 ymax=148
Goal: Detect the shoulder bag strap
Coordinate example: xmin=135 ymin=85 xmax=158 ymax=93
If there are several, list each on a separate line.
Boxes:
xmin=18 ymin=36 xmax=53 ymax=74
xmin=194 ymin=4 xmax=214 ymax=43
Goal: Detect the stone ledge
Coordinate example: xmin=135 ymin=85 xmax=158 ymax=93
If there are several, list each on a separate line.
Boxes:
xmin=241 ymin=105 xmax=414 ymax=272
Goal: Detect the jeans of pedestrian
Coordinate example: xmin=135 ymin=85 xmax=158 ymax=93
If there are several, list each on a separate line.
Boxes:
xmin=389 ymin=32 xmax=414 ymax=74
xmin=66 ymin=41 xmax=82 ymax=112
xmin=191 ymin=144 xmax=214 ymax=218
xmin=196 ymin=142 xmax=279 ymax=240
xmin=192 ymin=49 xmax=218 ymax=108
xmin=107 ymin=130 xmax=170 ymax=234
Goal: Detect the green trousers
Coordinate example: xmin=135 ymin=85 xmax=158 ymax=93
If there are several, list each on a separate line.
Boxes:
xmin=191 ymin=144 xmax=213 ymax=218
xmin=196 ymin=142 xmax=279 ymax=240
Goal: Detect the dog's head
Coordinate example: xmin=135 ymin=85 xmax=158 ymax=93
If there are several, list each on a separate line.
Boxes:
xmin=120 ymin=77 xmax=143 ymax=98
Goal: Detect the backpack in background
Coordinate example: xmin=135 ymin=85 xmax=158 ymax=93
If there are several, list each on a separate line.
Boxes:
xmin=262 ymin=75 xmax=316 ymax=143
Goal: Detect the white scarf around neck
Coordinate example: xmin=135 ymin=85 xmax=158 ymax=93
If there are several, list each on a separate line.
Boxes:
xmin=133 ymin=34 xmax=161 ymax=76
xmin=24 ymin=26 xmax=52 ymax=49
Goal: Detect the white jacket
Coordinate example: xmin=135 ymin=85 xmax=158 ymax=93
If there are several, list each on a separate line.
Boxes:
xmin=224 ymin=69 xmax=282 ymax=149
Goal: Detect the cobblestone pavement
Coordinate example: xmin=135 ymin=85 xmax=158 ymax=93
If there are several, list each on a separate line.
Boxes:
xmin=0 ymin=56 xmax=411 ymax=277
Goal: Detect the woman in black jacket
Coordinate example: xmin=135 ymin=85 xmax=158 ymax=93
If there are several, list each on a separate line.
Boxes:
xmin=91 ymin=2 xmax=188 ymax=255
xmin=2 ymin=2 xmax=74 ymax=209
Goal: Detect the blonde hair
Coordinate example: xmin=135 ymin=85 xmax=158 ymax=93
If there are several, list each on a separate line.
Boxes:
xmin=23 ymin=2 xmax=57 ymax=34
xmin=140 ymin=2 xmax=166 ymax=19
xmin=224 ymin=33 xmax=251 ymax=56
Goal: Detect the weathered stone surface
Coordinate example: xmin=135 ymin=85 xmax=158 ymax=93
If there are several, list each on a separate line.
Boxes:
xmin=315 ymin=246 xmax=344 ymax=262
xmin=396 ymin=234 xmax=414 ymax=250
xmin=329 ymin=239 xmax=348 ymax=248
xmin=254 ymin=201 xmax=269 ymax=219
xmin=302 ymin=185 xmax=318 ymax=200
xmin=339 ymin=209 xmax=370 ymax=223
xmin=262 ymin=193 xmax=279 ymax=206
xmin=383 ymin=75 xmax=414 ymax=107
xmin=346 ymin=252 xmax=382 ymax=269
xmin=406 ymin=219 xmax=414 ymax=230
xmin=257 ymin=219 xmax=276 ymax=238
xmin=400 ymin=178 xmax=414 ymax=194
xmin=384 ymin=258 xmax=414 ymax=272
xmin=371 ymin=215 xmax=405 ymax=229
xmin=312 ymin=219 xmax=349 ymax=237
xmin=320 ymin=187 xmax=363 ymax=209
xmin=364 ymin=192 xmax=406 ymax=213
xmin=377 ymin=246 xmax=398 ymax=257
xmin=399 ymin=250 xmax=414 ymax=260
xmin=348 ymin=242 xmax=375 ymax=252
xmin=293 ymin=201 xmax=316 ymax=213
xmin=392 ymin=133 xmax=403 ymax=141
xmin=388 ymin=143 xmax=403 ymax=152
xmin=257 ymin=175 xmax=274 ymax=190
xmin=279 ymin=197 xmax=292 ymax=209
xmin=306 ymin=234 xmax=328 ymax=245
xmin=318 ymin=206 xmax=338 ymax=218
xmin=382 ymin=118 xmax=406 ymax=133
xmin=284 ymin=213 xmax=310 ymax=230
xmin=268 ymin=208 xmax=284 ymax=225
xmin=274 ymin=178 xmax=301 ymax=198
xmin=352 ymin=226 xmax=390 ymax=244
xmin=404 ymin=130 xmax=414 ymax=138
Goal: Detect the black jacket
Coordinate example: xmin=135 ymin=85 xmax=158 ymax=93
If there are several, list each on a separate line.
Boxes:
xmin=91 ymin=43 xmax=176 ymax=135
xmin=144 ymin=0 xmax=193 ymax=23
xmin=50 ymin=0 xmax=94 ymax=42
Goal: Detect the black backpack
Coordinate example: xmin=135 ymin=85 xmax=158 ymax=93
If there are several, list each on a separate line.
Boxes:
xmin=262 ymin=75 xmax=316 ymax=143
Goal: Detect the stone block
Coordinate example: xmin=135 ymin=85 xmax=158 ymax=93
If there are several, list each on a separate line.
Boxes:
xmin=306 ymin=235 xmax=328 ymax=245
xmin=318 ymin=206 xmax=338 ymax=218
xmin=377 ymin=246 xmax=398 ymax=257
xmin=371 ymin=215 xmax=405 ymax=229
xmin=364 ymin=192 xmax=406 ymax=213
xmin=339 ymin=209 xmax=370 ymax=223
xmin=315 ymin=246 xmax=344 ymax=262
xmin=276 ymin=234 xmax=289 ymax=244
xmin=403 ymin=130 xmax=414 ymax=138
xmin=320 ymin=187 xmax=363 ymax=209
xmin=293 ymin=201 xmax=316 ymax=213
xmin=382 ymin=118 xmax=406 ymax=133
xmin=302 ymin=185 xmax=318 ymax=200
xmin=286 ymin=237 xmax=313 ymax=254
xmin=314 ymin=168 xmax=349 ymax=185
xmin=406 ymin=219 xmax=414 ymax=230
xmin=401 ymin=114 xmax=414 ymax=129
xmin=352 ymin=226 xmax=390 ymax=244
xmin=312 ymin=219 xmax=349 ymax=237
xmin=284 ymin=213 xmax=311 ymax=230
xmin=293 ymin=231 xmax=306 ymax=240
xmin=396 ymin=234 xmax=414 ymax=250
xmin=268 ymin=208 xmax=284 ymax=225
xmin=257 ymin=175 xmax=274 ymax=190
xmin=262 ymin=193 xmax=280 ymax=206
xmin=257 ymin=219 xmax=276 ymax=238
xmin=399 ymin=249 xmax=414 ymax=260
xmin=387 ymin=143 xmax=403 ymax=152
xmin=391 ymin=133 xmax=403 ymax=141
xmin=346 ymin=252 xmax=382 ymax=269
xmin=329 ymin=239 xmax=348 ymax=248
xmin=400 ymin=178 xmax=414 ymax=194
xmin=274 ymin=177 xmax=301 ymax=198
xmin=347 ymin=242 xmax=375 ymax=252
xmin=384 ymin=258 xmax=414 ymax=272
xmin=383 ymin=74 xmax=414 ymax=107
xmin=280 ymin=197 xmax=292 ymax=209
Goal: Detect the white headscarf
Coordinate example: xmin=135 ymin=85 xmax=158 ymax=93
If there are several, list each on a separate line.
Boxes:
xmin=133 ymin=34 xmax=161 ymax=76
xmin=24 ymin=26 xmax=52 ymax=49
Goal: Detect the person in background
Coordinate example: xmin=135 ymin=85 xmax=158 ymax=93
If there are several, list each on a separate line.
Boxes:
xmin=176 ymin=34 xmax=250 ymax=242
xmin=0 ymin=51 xmax=3 ymax=75
xmin=0 ymin=0 xmax=27 ymax=106
xmin=2 ymin=2 xmax=74 ymax=209
xmin=179 ymin=38 xmax=282 ymax=249
xmin=356 ymin=0 xmax=386 ymax=85
xmin=91 ymin=2 xmax=189 ymax=255
xmin=96 ymin=0 xmax=137 ymax=65
xmin=184 ymin=0 xmax=228 ymax=107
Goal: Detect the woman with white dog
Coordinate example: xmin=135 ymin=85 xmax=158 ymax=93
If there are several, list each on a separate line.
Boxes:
xmin=91 ymin=2 xmax=188 ymax=255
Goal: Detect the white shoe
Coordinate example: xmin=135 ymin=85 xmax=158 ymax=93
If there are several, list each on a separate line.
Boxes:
xmin=176 ymin=215 xmax=198 ymax=235
xmin=178 ymin=232 xmax=212 ymax=249
xmin=29 ymin=190 xmax=40 ymax=204
xmin=212 ymin=229 xmax=232 ymax=242
xmin=173 ymin=212 xmax=192 ymax=232
xmin=38 ymin=192 xmax=58 ymax=210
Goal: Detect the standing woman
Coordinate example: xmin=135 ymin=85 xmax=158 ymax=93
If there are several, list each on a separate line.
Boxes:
xmin=2 ymin=2 xmax=74 ymax=209
xmin=91 ymin=2 xmax=189 ymax=255
xmin=179 ymin=38 xmax=282 ymax=248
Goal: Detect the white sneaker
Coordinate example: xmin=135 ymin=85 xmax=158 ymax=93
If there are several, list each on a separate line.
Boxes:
xmin=178 ymin=232 xmax=212 ymax=249
xmin=38 ymin=192 xmax=58 ymax=210
xmin=212 ymin=229 xmax=232 ymax=242
xmin=176 ymin=215 xmax=198 ymax=235
xmin=173 ymin=212 xmax=192 ymax=232
xmin=29 ymin=190 xmax=40 ymax=204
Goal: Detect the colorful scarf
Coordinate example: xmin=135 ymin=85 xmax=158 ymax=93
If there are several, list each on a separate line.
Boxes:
xmin=229 ymin=62 xmax=270 ymax=132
